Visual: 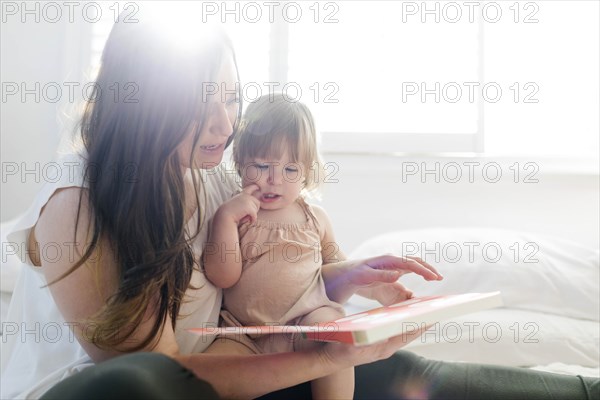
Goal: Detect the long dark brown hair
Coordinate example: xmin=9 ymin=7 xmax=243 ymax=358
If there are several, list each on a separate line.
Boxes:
xmin=57 ymin=14 xmax=241 ymax=351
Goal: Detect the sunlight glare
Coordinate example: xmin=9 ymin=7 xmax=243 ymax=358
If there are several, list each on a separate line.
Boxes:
xmin=142 ymin=3 xmax=215 ymax=53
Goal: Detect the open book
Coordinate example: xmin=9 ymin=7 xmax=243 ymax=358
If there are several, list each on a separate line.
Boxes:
xmin=188 ymin=291 xmax=503 ymax=346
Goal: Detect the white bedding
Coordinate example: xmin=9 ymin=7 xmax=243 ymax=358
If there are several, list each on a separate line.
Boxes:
xmin=2 ymin=225 xmax=599 ymax=377
xmin=347 ymin=227 xmax=600 ymax=377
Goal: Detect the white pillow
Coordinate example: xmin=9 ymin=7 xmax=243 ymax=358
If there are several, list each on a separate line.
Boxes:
xmin=349 ymin=228 xmax=599 ymax=321
xmin=344 ymin=298 xmax=599 ymax=368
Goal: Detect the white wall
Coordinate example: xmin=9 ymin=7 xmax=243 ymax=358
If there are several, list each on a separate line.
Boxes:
xmin=317 ymin=154 xmax=599 ymax=251
xmin=1 ymin=13 xmax=91 ymax=221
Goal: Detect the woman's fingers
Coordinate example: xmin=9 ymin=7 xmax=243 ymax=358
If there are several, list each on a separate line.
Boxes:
xmin=385 ymin=325 xmax=428 ymax=351
xmin=371 ymin=323 xmax=431 ymax=360
xmin=328 ymin=325 xmax=430 ymax=367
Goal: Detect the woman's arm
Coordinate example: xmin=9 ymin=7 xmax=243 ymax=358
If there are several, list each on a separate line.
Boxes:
xmin=203 ymin=184 xmax=261 ymax=288
xmin=175 ymin=326 xmax=427 ymax=399
xmin=35 ymin=187 xmax=180 ymax=361
xmin=174 ymin=348 xmax=338 ymax=399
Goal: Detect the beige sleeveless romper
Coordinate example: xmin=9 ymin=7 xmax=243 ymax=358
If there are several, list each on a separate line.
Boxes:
xmin=219 ymin=198 xmax=345 ymax=354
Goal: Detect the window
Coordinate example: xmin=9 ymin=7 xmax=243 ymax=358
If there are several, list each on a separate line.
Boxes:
xmin=287 ymin=1 xmax=482 ymax=153
xmin=88 ymin=1 xmax=598 ymax=158
xmin=482 ymin=1 xmax=599 ymax=157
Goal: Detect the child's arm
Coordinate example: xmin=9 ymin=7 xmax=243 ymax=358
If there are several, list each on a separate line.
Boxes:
xmin=324 ymin=255 xmax=442 ymax=305
xmin=314 ymin=205 xmax=442 ymax=304
xmin=204 ymin=184 xmax=261 ymax=289
xmin=311 ymin=204 xmax=347 ymax=264
xmin=310 ymin=205 xmax=357 ymax=303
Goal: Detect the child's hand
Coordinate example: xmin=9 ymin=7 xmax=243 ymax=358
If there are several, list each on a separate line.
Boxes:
xmin=216 ymin=184 xmax=261 ymax=225
xmin=345 ymin=255 xmax=443 ymax=306
xmin=356 ymin=282 xmax=414 ymax=307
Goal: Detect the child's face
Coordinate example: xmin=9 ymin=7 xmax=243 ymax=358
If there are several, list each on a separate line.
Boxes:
xmin=241 ymin=149 xmax=305 ymax=211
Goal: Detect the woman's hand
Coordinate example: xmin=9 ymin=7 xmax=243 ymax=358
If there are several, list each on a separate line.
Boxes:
xmin=318 ymin=324 xmax=430 ymax=369
xmin=322 ymin=255 xmax=443 ymax=305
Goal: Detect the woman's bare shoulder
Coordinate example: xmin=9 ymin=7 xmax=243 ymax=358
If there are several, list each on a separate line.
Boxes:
xmin=31 ymin=186 xmax=181 ymax=361
xmin=32 ymin=187 xmax=92 ymax=264
xmin=43 ymin=186 xmax=88 ymax=213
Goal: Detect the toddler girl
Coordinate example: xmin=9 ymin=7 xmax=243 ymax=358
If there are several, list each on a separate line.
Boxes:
xmin=203 ymin=93 xmax=353 ymax=399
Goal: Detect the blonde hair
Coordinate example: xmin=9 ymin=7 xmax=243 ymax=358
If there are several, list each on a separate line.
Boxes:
xmin=233 ymin=94 xmax=323 ymax=197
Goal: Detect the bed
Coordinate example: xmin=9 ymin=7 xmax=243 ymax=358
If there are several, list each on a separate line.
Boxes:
xmin=345 ymin=227 xmax=599 ymax=377
xmin=2 ymin=223 xmax=598 ymax=378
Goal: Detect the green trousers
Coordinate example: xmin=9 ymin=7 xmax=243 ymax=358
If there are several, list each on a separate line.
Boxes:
xmin=41 ymin=351 xmax=599 ymax=399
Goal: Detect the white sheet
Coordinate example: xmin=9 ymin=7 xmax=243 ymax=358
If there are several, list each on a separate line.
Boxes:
xmin=530 ymin=363 xmax=599 ymax=378
xmin=347 ymin=227 xmax=600 ymax=376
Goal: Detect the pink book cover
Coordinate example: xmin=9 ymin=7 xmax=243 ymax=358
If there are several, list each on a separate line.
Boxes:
xmin=188 ymin=291 xmax=503 ymax=346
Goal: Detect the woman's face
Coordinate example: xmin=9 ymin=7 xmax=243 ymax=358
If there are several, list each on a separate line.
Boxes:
xmin=179 ymin=53 xmax=239 ymax=169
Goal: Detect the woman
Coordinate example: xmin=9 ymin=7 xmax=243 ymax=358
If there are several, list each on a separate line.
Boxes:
xmin=2 ymin=9 xmax=597 ymax=400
